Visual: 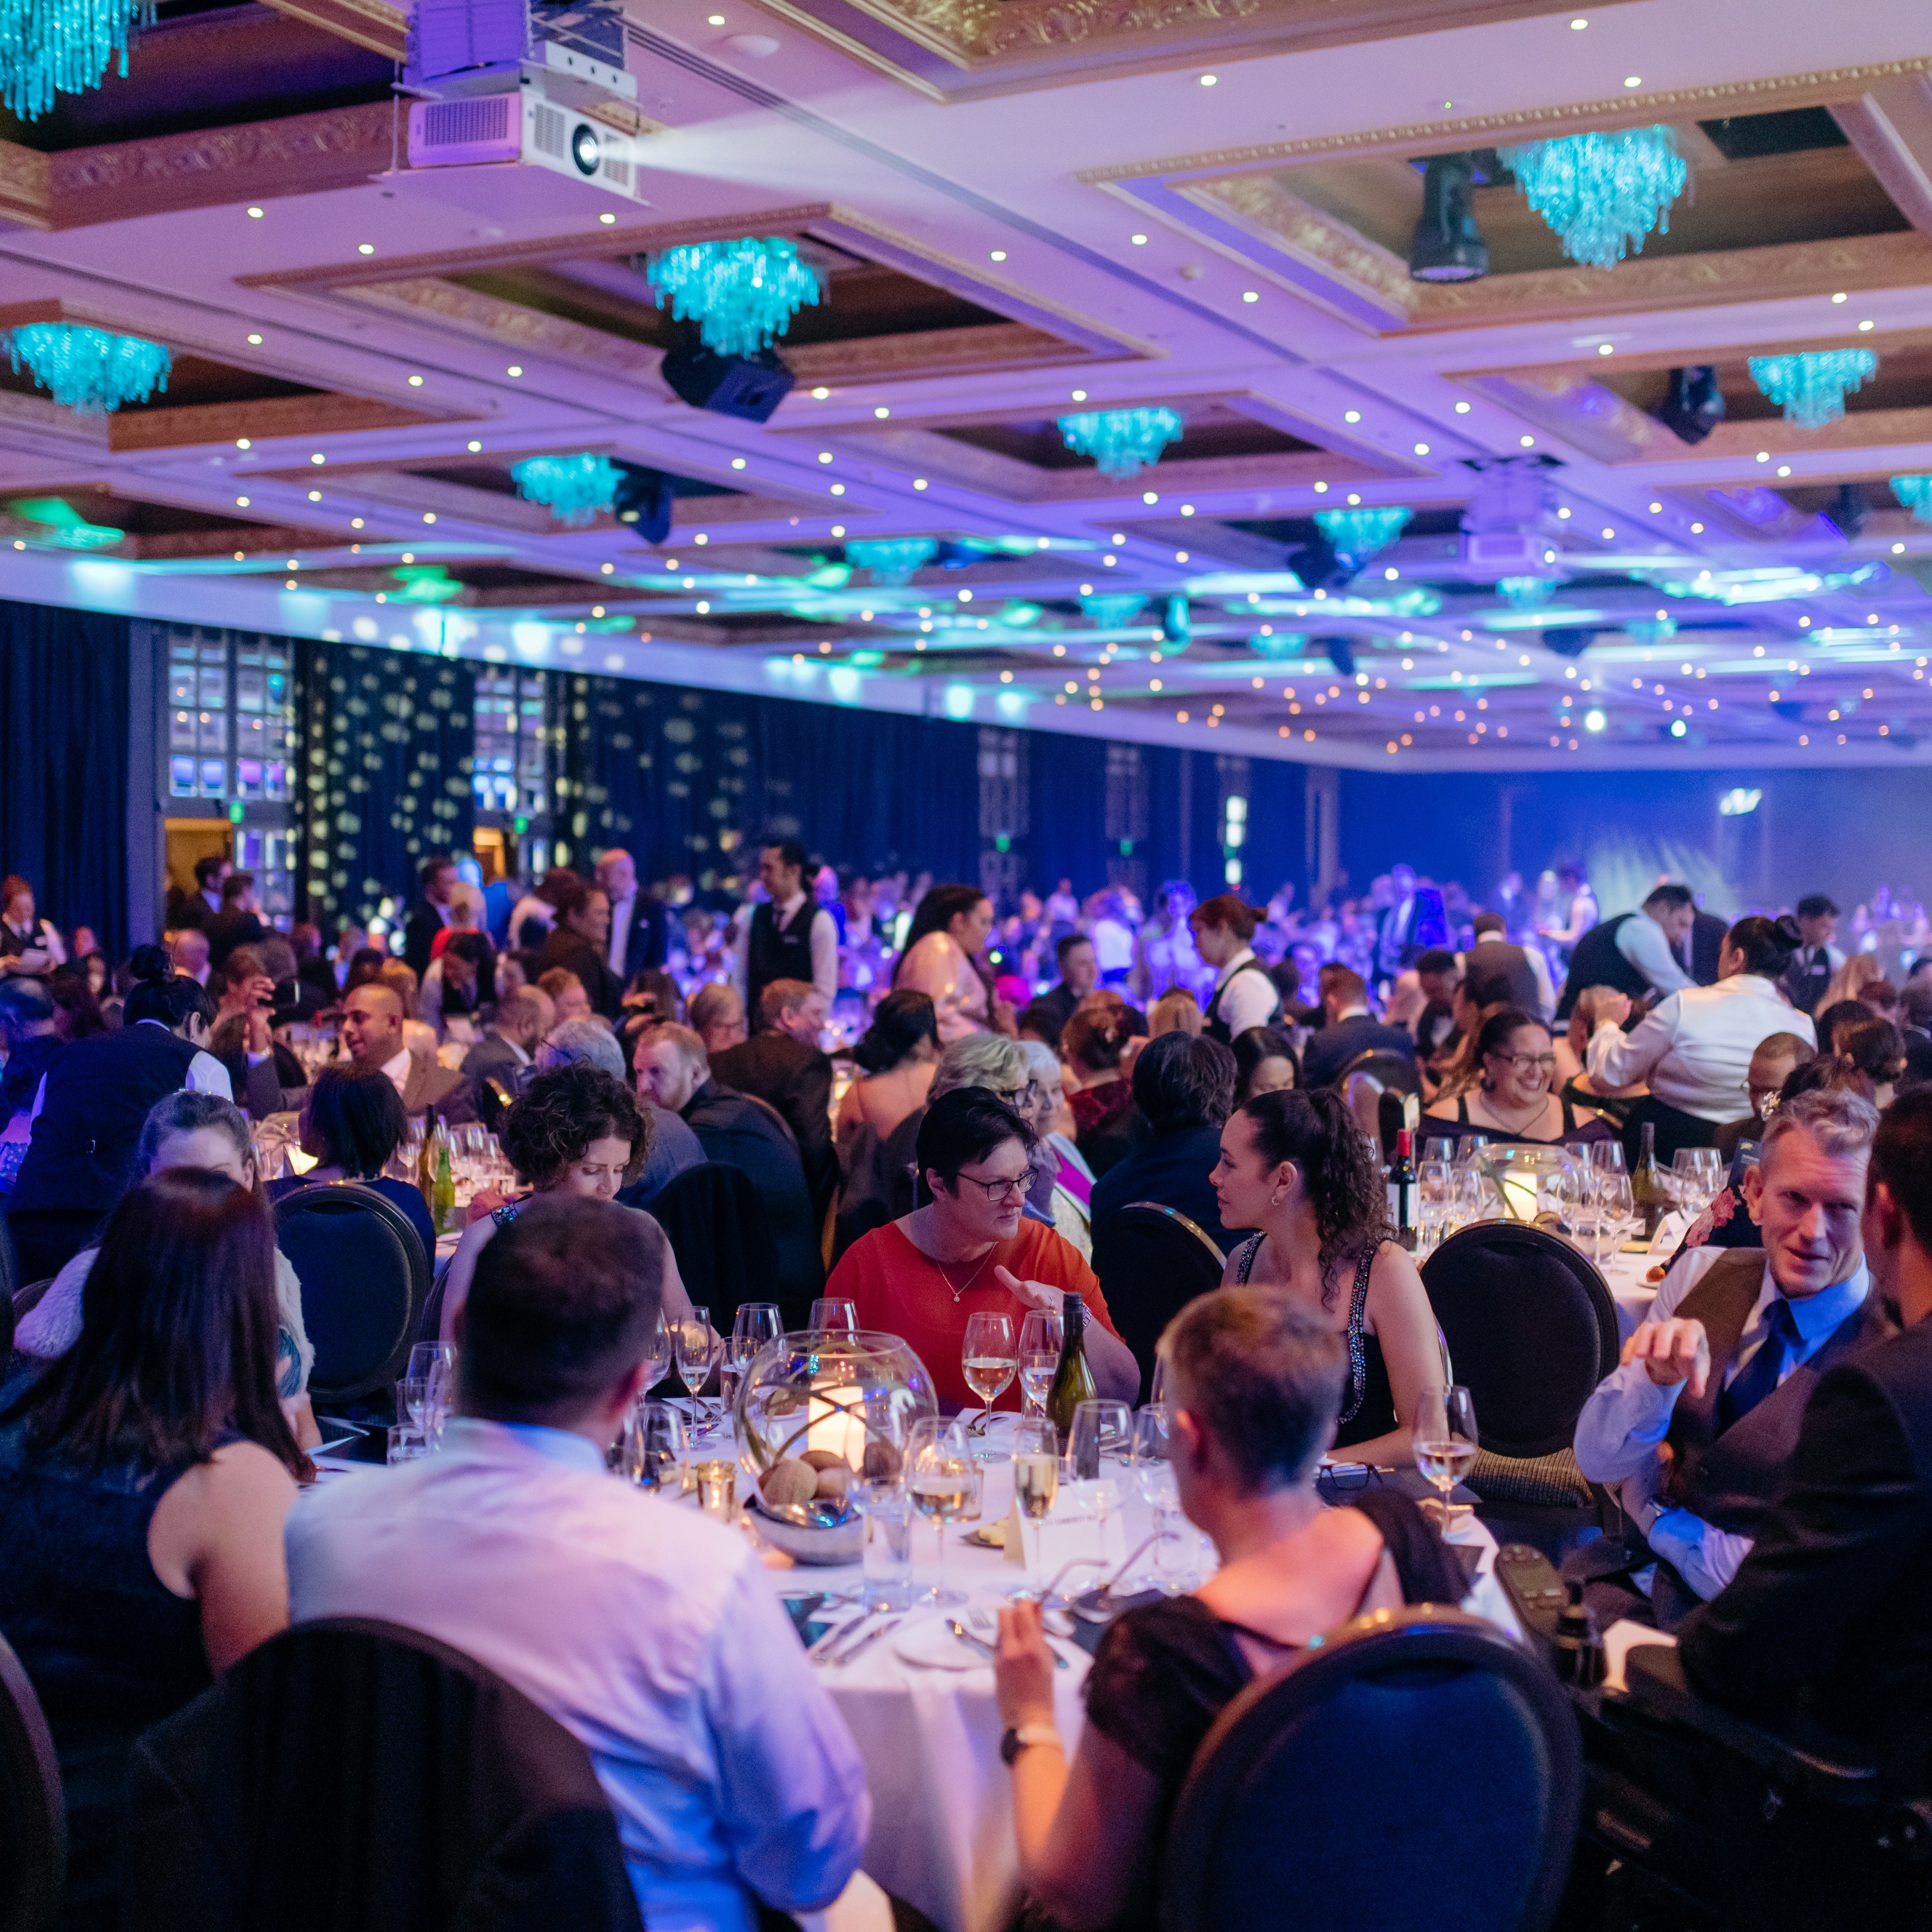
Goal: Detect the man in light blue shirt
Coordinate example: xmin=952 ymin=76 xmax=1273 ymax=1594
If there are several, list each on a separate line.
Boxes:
xmin=287 ymin=1195 xmax=871 ymax=1932
xmin=1575 ymin=1088 xmax=1884 ymax=1607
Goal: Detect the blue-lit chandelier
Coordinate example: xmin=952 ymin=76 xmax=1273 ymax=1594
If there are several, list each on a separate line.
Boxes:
xmin=8 ymin=322 xmax=169 ymax=412
xmin=644 ymin=237 xmax=821 ymax=357
xmin=1748 ymin=350 xmax=1876 ymax=430
xmin=847 ymin=537 xmax=934 ymax=585
xmin=0 ymin=0 xmax=153 ymax=120
xmin=1891 ymin=475 xmax=1932 ymax=523
xmin=1497 ymin=575 xmax=1556 ymax=608
xmin=1249 ymin=629 xmax=1307 ymax=659
xmin=1498 ymin=125 xmax=1686 ymax=271
xmin=511 ymin=452 xmax=622 ymax=527
xmin=1080 ymin=594 xmax=1146 ymax=628
xmin=1057 ymin=407 xmax=1182 ymax=479
xmin=1315 ymin=505 xmax=1411 ymax=558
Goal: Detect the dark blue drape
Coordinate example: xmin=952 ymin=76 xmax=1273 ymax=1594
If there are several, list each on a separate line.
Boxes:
xmin=296 ymin=641 xmax=474 ymax=928
xmin=1025 ymin=734 xmax=1110 ymax=902
xmin=0 ymin=598 xmax=131 ymax=957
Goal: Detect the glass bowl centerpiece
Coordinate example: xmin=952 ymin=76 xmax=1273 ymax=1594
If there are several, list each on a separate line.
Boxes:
xmin=738 ymin=1330 xmax=937 ymax=1565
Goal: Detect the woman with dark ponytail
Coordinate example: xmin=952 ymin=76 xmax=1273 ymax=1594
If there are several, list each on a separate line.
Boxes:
xmin=1206 ymin=1086 xmax=1445 ymax=1460
xmin=839 ymin=989 xmax=939 ymax=1139
xmin=6 ymin=944 xmax=230 ymax=1282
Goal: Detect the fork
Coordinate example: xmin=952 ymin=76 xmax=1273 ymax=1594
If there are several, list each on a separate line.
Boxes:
xmin=968 ymin=1606 xmax=1069 ymax=1669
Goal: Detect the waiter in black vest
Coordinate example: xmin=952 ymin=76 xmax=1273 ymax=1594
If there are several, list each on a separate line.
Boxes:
xmin=737 ymin=837 xmax=837 ymax=1023
xmin=1553 ymin=882 xmax=1697 ymax=1022
xmin=1779 ymin=892 xmax=1843 ymax=1016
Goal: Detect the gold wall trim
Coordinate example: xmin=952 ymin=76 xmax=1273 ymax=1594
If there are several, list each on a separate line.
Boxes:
xmin=0 ymin=140 xmax=51 ymax=230
xmin=256 ymin=0 xmax=406 ymax=59
xmin=106 ymin=391 xmax=444 ymax=454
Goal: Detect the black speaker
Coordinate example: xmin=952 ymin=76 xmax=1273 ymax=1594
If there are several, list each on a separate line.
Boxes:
xmin=611 ymin=462 xmax=673 ymax=543
xmin=1825 ymin=482 xmax=1868 ymax=540
xmin=1320 ymin=635 xmax=1356 ymax=677
xmin=1543 ymin=627 xmax=1595 ymax=658
xmin=1657 ymin=365 xmax=1724 ymax=445
xmin=1409 ymin=153 xmax=1488 ymax=283
xmin=659 ymin=342 xmax=794 ymax=423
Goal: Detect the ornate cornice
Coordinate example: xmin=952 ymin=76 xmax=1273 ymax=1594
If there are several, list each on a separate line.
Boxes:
xmin=107 ymin=391 xmax=442 ymax=453
xmin=0 ymin=139 xmax=50 ymax=230
xmin=338 ymin=279 xmax=665 ymax=380
xmin=256 ymin=0 xmax=406 ymax=58
xmin=1078 ymin=57 xmax=1932 ymax=181
xmin=1181 ymin=174 xmax=1413 ymax=315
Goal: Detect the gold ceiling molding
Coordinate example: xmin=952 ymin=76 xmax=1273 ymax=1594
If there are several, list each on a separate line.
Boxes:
xmin=1077 ymin=57 xmax=1932 ymax=182
xmin=1643 ymin=406 xmax=1932 ymax=466
xmin=338 ymin=279 xmax=666 ymax=380
xmin=1181 ymin=174 xmax=1413 ymax=318
xmin=257 ymin=0 xmax=405 ymax=59
xmin=107 ymin=391 xmax=445 ymax=454
xmin=1459 ymin=321 xmax=1932 ymax=385
xmin=0 ymin=142 xmax=50 ymax=229
xmin=783 ymin=322 xmax=1093 ymax=381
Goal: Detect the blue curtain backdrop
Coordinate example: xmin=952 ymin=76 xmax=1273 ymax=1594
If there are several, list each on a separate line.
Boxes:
xmin=295 ymin=641 xmax=475 ymax=929
xmin=561 ymin=675 xmax=982 ymax=892
xmin=0 ymin=598 xmax=132 ymax=958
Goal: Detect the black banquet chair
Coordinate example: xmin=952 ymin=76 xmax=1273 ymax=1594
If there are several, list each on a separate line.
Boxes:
xmin=646 ymin=1161 xmax=782 ymax=1337
xmin=1421 ymin=1222 xmax=1620 ymax=1551
xmin=0 ymin=1630 xmax=65 ymax=1932
xmin=125 ymin=1619 xmax=641 ymax=1932
xmin=273 ymin=1182 xmax=431 ymax=1406
xmin=1091 ymin=1202 xmax=1225 ymax=1404
xmin=1162 ymin=1607 xmax=1581 ymax=1932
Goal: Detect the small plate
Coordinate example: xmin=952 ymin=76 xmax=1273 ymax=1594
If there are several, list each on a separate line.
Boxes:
xmin=962 ymin=1522 xmax=1006 ymax=1549
xmin=893 ymin=1617 xmax=991 ymax=1671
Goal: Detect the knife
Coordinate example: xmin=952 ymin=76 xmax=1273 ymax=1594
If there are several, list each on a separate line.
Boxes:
xmin=830 ymin=1613 xmax=904 ymax=1665
xmin=945 ymin=1618 xmax=997 ymax=1661
xmin=809 ymin=1612 xmax=870 ymax=1662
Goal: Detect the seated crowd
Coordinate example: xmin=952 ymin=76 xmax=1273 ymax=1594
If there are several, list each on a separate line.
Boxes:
xmin=3 ymin=838 xmax=1932 ymax=1931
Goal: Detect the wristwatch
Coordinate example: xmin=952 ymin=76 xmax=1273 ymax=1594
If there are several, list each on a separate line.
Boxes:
xmin=1000 ymin=1724 xmax=1063 ymax=1765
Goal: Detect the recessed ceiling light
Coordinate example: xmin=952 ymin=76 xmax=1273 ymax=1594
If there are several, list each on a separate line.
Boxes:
xmin=914 ymin=478 xmax=928 ymax=490
xmin=356 ymin=242 xmax=375 ymax=254
xmin=1519 ymin=434 xmax=1536 ymax=447
xmin=401 ymin=552 xmax=415 ymax=564
xmin=1691 ymin=520 xmax=1705 ymax=532
xmin=1777 ymin=464 xmax=1793 ymax=477
xmin=989 ymin=249 xmax=1007 ymax=261
xmin=467 ymin=439 xmax=482 ymax=452
xmin=1622 ymin=74 xmax=1641 ymax=87
xmin=1569 ymin=15 xmax=1587 ymax=26
xmin=246 ymin=205 xmax=264 ymax=218
xmin=1130 ymin=233 xmax=1149 ymax=245
xmin=1181 ymin=503 xmax=1195 ymax=515
xmin=1597 ymin=343 xmax=1613 ymax=355
xmin=307 ymin=489 xmax=321 ymax=501
xmin=1453 ymin=401 xmax=1472 ymax=414
xmin=1344 ymin=409 xmax=1362 ymax=423
xmin=830 ymin=483 xmax=846 ymax=495
xmin=507 ymin=364 xmax=523 ymax=376
xmin=407 ymin=374 xmax=424 ymax=387
xmin=817 ymin=450 xmax=834 ymax=463
xmin=599 ymin=212 xmax=617 ymax=225
xmin=1241 ymin=290 xmax=1259 ymax=303
xmin=1859 ymin=319 xmax=1876 ymax=331
xmin=310 ymin=453 xmax=325 ymax=465
xmin=1831 ymin=292 xmax=1848 ymax=304
xmin=1198 ymin=72 xmax=1216 ymax=84
xmin=246 ymin=332 xmax=263 ymax=346
xmin=730 ymin=456 xmax=747 ymax=469
xmin=1070 ymin=389 xmax=1088 ymax=402
xmin=873 ymin=405 xmax=890 ymax=418
xmin=1142 ymin=490 xmax=1158 ymax=504
xmin=235 ymin=436 xmax=250 ymax=450
xmin=1313 ymin=480 xmax=1328 ymax=493
xmin=422 ymin=513 xmax=436 ymax=524
xmin=1414 ymin=441 xmax=1431 ymax=455
xmin=351 ymin=517 xmax=364 ymax=529
xmin=235 ymin=495 xmax=250 ymax=506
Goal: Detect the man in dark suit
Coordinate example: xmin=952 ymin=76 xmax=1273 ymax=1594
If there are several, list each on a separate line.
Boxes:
xmin=203 ymin=872 xmax=267 ymax=973
xmin=536 ymin=881 xmax=625 ymax=1022
xmin=1299 ymin=965 xmax=1417 ymax=1089
xmin=1688 ymin=902 xmax=1730 ymax=986
xmin=1672 ymin=1088 xmax=1932 ymax=1767
xmin=401 ymin=854 xmax=459 ymax=982
xmin=633 ymin=1021 xmax=823 ymax=1313
xmin=165 ymin=854 xmax=228 ymax=932
xmin=1089 ymin=1033 xmax=1237 ymax=1253
xmin=1032 ymin=934 xmax=1098 ymax=1047
xmin=708 ymin=977 xmax=835 ymax=1217
xmin=459 ymin=987 xmax=547 ymax=1088
xmin=595 ymin=848 xmax=670 ymax=984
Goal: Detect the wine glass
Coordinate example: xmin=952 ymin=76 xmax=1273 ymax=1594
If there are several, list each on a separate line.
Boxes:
xmin=396 ymin=1376 xmax=430 ymax=1433
xmin=623 ymin=1400 xmax=689 ymax=1492
xmin=675 ymin=1308 xmax=722 ymax=1433
xmin=726 ymin=1303 xmax=782 ymax=1427
xmin=809 ymin=1298 xmax=858 ymax=1335
xmin=1413 ymin=1387 xmax=1479 ymax=1535
xmin=1672 ymin=1149 xmax=1724 ymax=1218
xmin=905 ymin=1417 xmax=975 ymax=1606
xmin=961 ymin=1311 xmax=1017 ymax=1447
xmin=1070 ymin=1398 xmax=1131 ymax=1481
xmin=1417 ymin=1158 xmax=1453 ymax=1254
xmin=1017 ymin=1308 xmax=1062 ymax=1419
xmin=1009 ymin=1417 xmax=1060 ymax=1590
xmin=637 ymin=1318 xmax=673 ymax=1400
xmin=1128 ymin=1405 xmax=1176 ymax=1505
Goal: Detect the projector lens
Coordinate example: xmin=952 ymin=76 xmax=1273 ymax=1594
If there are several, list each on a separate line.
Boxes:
xmin=571 ymin=123 xmax=600 ymax=175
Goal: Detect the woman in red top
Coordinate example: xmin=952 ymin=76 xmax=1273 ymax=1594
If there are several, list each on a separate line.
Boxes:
xmin=826 ymin=1087 xmax=1140 ymax=1412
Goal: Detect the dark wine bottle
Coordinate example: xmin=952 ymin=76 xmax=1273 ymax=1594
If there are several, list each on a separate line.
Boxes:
xmin=1632 ymin=1119 xmax=1668 ymax=1240
xmin=1044 ymin=1291 xmax=1096 ymax=1453
xmin=1388 ymin=1128 xmax=1417 ymax=1251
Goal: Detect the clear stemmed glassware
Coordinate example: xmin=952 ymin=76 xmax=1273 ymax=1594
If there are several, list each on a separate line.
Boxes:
xmin=961 ymin=1311 xmax=1017 ymax=1446
xmin=808 ymin=1299 xmax=859 ymax=1336
xmin=1069 ymin=1398 xmax=1131 ymax=1481
xmin=675 ymin=1307 xmax=723 ymax=1434
xmin=637 ymin=1318 xmax=673 ymax=1401
xmin=726 ymin=1303 xmax=782 ymax=1428
xmin=622 ymin=1400 xmax=689 ymax=1493
xmin=1414 ymin=1387 xmax=1479 ymax=1534
xmin=849 ymin=1389 xmax=917 ymax=1611
xmin=905 ymin=1417 xmax=975 ymax=1607
xmin=1672 ymin=1149 xmax=1724 ymax=1220
xmin=1017 ymin=1308 xmax=1062 ymax=1419
xmin=406 ymin=1342 xmax=457 ymax=1440
xmin=1009 ymin=1417 xmax=1060 ymax=1591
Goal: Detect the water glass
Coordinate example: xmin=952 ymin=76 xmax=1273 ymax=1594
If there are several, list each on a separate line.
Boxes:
xmin=808 ymin=1298 xmax=859 ymax=1336
xmin=726 ymin=1303 xmax=782 ymax=1426
xmin=1672 ymin=1149 xmax=1724 ymax=1217
xmin=623 ymin=1400 xmax=690 ymax=1493
xmin=1069 ymin=1398 xmax=1131 ymax=1481
xmin=861 ymin=1493 xmax=917 ymax=1611
xmin=396 ymin=1376 xmax=430 ymax=1432
xmin=638 ymin=1319 xmax=673 ymax=1399
xmin=1128 ymin=1404 xmax=1177 ymax=1509
xmin=387 ymin=1424 xmax=428 ymax=1466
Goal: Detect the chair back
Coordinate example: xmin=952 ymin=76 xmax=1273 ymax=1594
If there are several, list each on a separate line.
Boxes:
xmin=273 ymin=1182 xmax=431 ymax=1404
xmin=0 ymin=1211 xmax=17 ymax=1315
xmin=0 ymin=1630 xmax=65 ymax=1932
xmin=647 ymin=1161 xmax=780 ymax=1336
xmin=1421 ymin=1223 xmax=1618 ymax=1459
xmin=126 ymin=1619 xmax=641 ymax=1932
xmin=1340 ymin=1049 xmax=1421 ymax=1145
xmin=831 ymin=1107 xmax=922 ymax=1266
xmin=1091 ymin=1202 xmax=1224 ymax=1403
xmin=1161 ymin=1607 xmax=1580 ymax=1932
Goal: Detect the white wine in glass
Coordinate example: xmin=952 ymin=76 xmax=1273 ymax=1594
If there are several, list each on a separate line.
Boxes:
xmin=1413 ymin=1386 xmax=1478 ymax=1532
xmin=961 ymin=1310 xmax=1017 ymax=1449
xmin=906 ymin=1418 xmax=974 ymax=1606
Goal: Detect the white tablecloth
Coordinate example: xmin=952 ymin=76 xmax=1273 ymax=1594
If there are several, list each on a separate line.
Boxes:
xmin=745 ymin=1428 xmax=1520 ymax=1932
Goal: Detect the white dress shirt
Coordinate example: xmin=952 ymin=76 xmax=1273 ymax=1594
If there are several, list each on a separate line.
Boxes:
xmin=1613 ymin=910 xmax=1696 ymax=998
xmin=1586 ymin=975 xmax=1814 ymax=1122
xmin=287 ymin=1418 xmax=871 ymax=1932
xmin=380 ymin=1045 xmax=414 ymax=1099
xmin=1574 ymin=1250 xmax=1869 ymax=1600
xmin=734 ymin=893 xmax=838 ymax=1004
xmin=1210 ymin=947 xmax=1279 ymax=1037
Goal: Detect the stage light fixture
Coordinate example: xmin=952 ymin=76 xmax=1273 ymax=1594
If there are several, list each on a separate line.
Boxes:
xmin=1656 ymin=365 xmax=1724 ymax=445
xmin=1408 ymin=153 xmax=1488 ymax=282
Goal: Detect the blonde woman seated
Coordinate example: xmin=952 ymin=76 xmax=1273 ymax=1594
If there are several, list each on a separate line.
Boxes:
xmin=1424 ymin=1008 xmax=1616 ymax=1151
xmin=994 ymin=1289 xmax=1469 ymax=1931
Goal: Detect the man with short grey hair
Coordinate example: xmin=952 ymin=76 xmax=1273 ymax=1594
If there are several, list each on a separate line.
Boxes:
xmin=1575 ymin=1087 xmax=1888 ymax=1617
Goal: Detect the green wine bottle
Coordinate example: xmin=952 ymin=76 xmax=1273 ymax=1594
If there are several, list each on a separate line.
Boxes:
xmin=431 ymin=1124 xmax=456 ymax=1235
xmin=1044 ymin=1291 xmax=1096 ymax=1448
xmin=1631 ymin=1119 xmax=1668 ymax=1241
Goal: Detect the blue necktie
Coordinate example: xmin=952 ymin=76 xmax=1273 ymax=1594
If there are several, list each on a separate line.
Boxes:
xmin=1718 ymin=1297 xmax=1800 ymax=1429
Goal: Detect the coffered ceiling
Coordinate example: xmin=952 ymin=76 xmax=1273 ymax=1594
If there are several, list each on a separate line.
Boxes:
xmin=3 ymin=0 xmax=1932 ymax=770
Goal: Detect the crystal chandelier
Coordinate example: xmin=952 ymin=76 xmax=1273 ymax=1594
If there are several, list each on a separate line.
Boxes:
xmin=8 ymin=322 xmax=169 ymax=412
xmin=1498 ymin=125 xmax=1686 ymax=272
xmin=1497 ymin=575 xmax=1556 ymax=609
xmin=644 ymin=238 xmax=821 ymax=358
xmin=846 ymin=538 xmax=934 ymax=585
xmin=1080 ymin=594 xmax=1146 ymax=628
xmin=1315 ymin=506 xmax=1411 ymax=559
xmin=511 ymin=453 xmax=622 ymax=527
xmin=0 ymin=0 xmax=153 ymax=120
xmin=1057 ymin=407 xmax=1182 ymax=479
xmin=1891 ymin=475 xmax=1932 ymax=523
xmin=1249 ymin=629 xmax=1307 ymax=659
xmin=1748 ymin=350 xmax=1877 ymax=430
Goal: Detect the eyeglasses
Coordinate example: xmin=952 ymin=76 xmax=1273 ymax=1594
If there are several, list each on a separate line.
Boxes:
xmin=952 ymin=1171 xmax=1032 ymax=1206
xmin=1493 ymin=1053 xmax=1557 ymax=1072
xmin=992 ymin=1082 xmax=1040 ymax=1109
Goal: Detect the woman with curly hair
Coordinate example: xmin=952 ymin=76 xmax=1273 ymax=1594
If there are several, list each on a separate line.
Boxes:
xmin=1208 ymin=1087 xmax=1442 ymax=1461
xmin=437 ymin=1062 xmax=693 ymax=1344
